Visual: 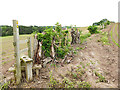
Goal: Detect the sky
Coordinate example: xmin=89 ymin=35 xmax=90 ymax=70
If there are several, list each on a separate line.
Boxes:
xmin=0 ymin=0 xmax=119 ymax=27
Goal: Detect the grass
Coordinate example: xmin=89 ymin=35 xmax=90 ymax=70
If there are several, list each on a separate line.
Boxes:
xmin=80 ymin=32 xmax=91 ymax=44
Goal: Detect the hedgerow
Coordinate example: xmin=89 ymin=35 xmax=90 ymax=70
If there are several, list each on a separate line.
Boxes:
xmin=37 ymin=22 xmax=70 ymax=59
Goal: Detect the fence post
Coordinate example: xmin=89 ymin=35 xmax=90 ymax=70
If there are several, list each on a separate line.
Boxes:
xmin=33 ymin=34 xmax=38 ymax=60
xmin=13 ymin=20 xmax=21 ymax=84
xmin=28 ymin=37 xmax=32 ymax=58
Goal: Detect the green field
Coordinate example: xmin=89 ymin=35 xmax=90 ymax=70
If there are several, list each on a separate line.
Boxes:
xmin=1 ymin=34 xmax=34 ymax=65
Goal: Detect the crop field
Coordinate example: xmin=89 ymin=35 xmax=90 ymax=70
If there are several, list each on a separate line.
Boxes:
xmin=110 ymin=23 xmax=120 ymax=47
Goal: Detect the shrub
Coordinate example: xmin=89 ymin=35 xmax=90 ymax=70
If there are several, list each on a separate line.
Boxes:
xmin=107 ymin=20 xmax=110 ymax=25
xmin=88 ymin=25 xmax=98 ymax=34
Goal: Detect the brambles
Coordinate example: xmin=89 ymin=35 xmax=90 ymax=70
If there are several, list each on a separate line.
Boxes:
xmin=37 ymin=22 xmax=70 ymax=59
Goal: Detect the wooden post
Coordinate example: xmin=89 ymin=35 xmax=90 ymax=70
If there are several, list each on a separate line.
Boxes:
xmin=13 ymin=20 xmax=21 ymax=84
xmin=33 ymin=34 xmax=38 ymax=60
xmin=26 ymin=62 xmax=32 ymax=81
xmin=28 ymin=37 xmax=32 ymax=58
xmin=38 ymin=41 xmax=42 ymax=59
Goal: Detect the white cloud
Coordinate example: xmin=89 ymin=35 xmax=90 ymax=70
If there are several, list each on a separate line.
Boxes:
xmin=0 ymin=0 xmax=119 ymax=27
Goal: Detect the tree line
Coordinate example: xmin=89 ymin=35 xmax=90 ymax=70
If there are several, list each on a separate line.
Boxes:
xmin=0 ymin=25 xmax=50 ymax=36
xmin=0 ymin=25 xmax=72 ymax=36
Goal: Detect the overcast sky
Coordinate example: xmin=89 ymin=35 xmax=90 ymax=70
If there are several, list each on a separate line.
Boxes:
xmin=0 ymin=0 xmax=119 ymax=27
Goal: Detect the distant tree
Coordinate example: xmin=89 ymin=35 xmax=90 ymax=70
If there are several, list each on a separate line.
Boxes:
xmin=88 ymin=25 xmax=98 ymax=34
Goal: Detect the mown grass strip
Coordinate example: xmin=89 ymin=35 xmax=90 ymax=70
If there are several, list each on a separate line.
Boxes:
xmin=110 ymin=27 xmax=120 ymax=47
xmin=115 ymin=24 xmax=118 ymax=37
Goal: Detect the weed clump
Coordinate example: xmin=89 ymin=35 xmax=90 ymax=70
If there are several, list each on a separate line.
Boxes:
xmin=98 ymin=32 xmax=111 ymax=45
xmin=80 ymin=33 xmax=91 ymax=44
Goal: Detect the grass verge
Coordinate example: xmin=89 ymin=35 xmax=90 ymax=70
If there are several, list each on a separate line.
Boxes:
xmin=110 ymin=29 xmax=120 ymax=47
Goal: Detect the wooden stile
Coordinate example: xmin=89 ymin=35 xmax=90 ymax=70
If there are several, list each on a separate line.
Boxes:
xmin=13 ymin=20 xmax=21 ymax=84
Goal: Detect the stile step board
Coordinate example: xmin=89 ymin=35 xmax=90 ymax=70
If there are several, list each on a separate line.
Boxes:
xmin=20 ymin=55 xmax=33 ymax=63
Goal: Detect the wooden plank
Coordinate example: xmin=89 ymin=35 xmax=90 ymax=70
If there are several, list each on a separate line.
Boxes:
xmin=51 ymin=40 xmax=55 ymax=58
xmin=13 ymin=20 xmax=21 ymax=84
xmin=19 ymin=39 xmax=28 ymax=44
xmin=20 ymin=48 xmax=28 ymax=53
xmin=20 ymin=55 xmax=33 ymax=63
xmin=28 ymin=37 xmax=32 ymax=58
